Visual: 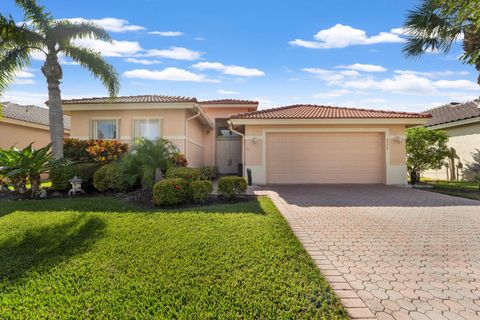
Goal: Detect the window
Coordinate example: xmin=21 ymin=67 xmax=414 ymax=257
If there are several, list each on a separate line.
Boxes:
xmin=133 ymin=119 xmax=161 ymax=141
xmin=216 ymin=126 xmax=239 ymax=137
xmin=92 ymin=120 xmax=117 ymax=139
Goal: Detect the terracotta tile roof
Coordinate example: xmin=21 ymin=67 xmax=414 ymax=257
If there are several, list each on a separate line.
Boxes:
xmin=60 ymin=94 xmax=197 ymax=105
xmin=1 ymin=102 xmax=71 ymax=130
xmin=425 ymin=100 xmax=480 ymax=127
xmin=200 ymin=99 xmax=258 ymax=105
xmin=230 ymin=104 xmax=431 ymax=120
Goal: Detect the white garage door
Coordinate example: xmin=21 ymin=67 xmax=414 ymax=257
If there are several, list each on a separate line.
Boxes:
xmin=266 ymin=132 xmax=385 ymax=184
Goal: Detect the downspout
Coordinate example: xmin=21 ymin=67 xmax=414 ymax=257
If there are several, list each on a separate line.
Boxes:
xmin=227 ymin=119 xmax=245 ymax=177
xmin=185 ymin=106 xmax=201 ymax=161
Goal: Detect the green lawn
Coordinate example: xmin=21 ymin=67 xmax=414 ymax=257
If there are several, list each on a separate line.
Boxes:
xmin=420 ymin=179 xmax=479 ymax=190
xmin=0 ymin=196 xmax=347 ymax=319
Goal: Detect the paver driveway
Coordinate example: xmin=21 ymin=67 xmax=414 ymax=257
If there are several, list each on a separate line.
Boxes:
xmin=256 ymin=185 xmax=480 ymax=320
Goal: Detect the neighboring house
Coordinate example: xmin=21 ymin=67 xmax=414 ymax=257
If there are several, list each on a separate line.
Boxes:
xmin=422 ymin=100 xmax=480 ymax=181
xmin=64 ymin=95 xmax=429 ymax=185
xmin=0 ymin=102 xmax=70 ymax=149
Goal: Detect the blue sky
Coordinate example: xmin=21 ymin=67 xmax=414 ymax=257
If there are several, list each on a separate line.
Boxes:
xmin=2 ymin=0 xmax=477 ymax=111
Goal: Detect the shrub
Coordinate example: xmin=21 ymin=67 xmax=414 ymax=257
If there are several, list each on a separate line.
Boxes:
xmin=166 ymin=167 xmax=200 ymax=183
xmin=93 ymin=163 xmax=129 ymax=192
xmin=87 ymin=140 xmax=129 ymax=165
xmin=198 ymin=166 xmax=218 ymax=181
xmin=169 ymin=152 xmax=188 ymax=167
xmin=50 ymin=163 xmax=99 ymax=191
xmin=218 ymin=176 xmax=247 ymax=200
xmin=152 ymin=178 xmax=190 ymax=206
xmin=191 ymin=180 xmax=213 ymax=203
xmin=63 ymin=138 xmax=91 ymax=162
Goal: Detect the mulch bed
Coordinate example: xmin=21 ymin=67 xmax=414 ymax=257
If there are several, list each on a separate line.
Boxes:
xmin=0 ymin=188 xmax=256 ymax=210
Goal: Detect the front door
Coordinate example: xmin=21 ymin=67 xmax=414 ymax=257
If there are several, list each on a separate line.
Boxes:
xmin=216 ymin=138 xmax=242 ymax=174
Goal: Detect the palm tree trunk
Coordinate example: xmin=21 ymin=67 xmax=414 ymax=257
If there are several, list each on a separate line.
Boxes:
xmin=42 ymin=52 xmax=64 ymax=159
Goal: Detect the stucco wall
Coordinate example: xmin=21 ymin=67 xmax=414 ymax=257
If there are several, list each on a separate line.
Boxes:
xmin=423 ymin=121 xmax=480 ymax=180
xmin=186 ymin=111 xmax=206 ymax=167
xmin=0 ymin=120 xmax=69 ymax=149
xmin=243 ymin=123 xmax=407 ymax=185
xmin=69 ymin=108 xmax=188 ymax=152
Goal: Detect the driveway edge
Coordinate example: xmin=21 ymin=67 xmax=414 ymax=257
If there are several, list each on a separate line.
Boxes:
xmin=256 ymin=190 xmax=376 ymax=320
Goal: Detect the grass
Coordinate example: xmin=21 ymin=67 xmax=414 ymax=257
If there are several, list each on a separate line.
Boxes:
xmin=7 ymin=180 xmax=52 ymax=191
xmin=419 ymin=179 xmax=480 ymax=201
xmin=0 ymin=196 xmax=347 ymax=319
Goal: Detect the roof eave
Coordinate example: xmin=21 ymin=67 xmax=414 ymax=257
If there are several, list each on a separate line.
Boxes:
xmin=229 ymin=118 xmax=430 ymax=126
xmin=426 ymin=116 xmax=480 ymax=130
xmin=62 ymin=101 xmax=197 ymax=111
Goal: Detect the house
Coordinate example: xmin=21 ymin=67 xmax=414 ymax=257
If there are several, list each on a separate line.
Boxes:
xmin=63 ymin=95 xmax=430 ymax=185
xmin=0 ymin=102 xmax=70 ymax=149
xmin=422 ymin=100 xmax=480 ymax=180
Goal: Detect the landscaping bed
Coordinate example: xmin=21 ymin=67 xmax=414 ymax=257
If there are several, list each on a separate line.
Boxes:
xmin=417 ymin=180 xmax=480 ymax=201
xmin=0 ymin=196 xmax=347 ymax=319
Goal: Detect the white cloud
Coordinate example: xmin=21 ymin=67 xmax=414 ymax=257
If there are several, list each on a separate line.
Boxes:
xmin=433 ymin=79 xmax=479 ymax=91
xmin=13 ymin=70 xmax=36 ymax=85
xmin=394 ymin=70 xmax=470 ymax=78
xmin=337 ymin=63 xmax=387 ymax=72
xmin=67 ymin=17 xmax=145 ymax=33
xmin=314 ymin=89 xmax=351 ymax=99
xmin=289 ymin=24 xmax=404 ymax=49
xmin=193 ymin=62 xmax=265 ymax=77
xmin=142 ymin=47 xmax=202 ymax=60
xmin=125 ymin=58 xmax=162 ymax=65
xmin=302 ymin=68 xmax=359 ymax=83
xmin=148 ymin=31 xmax=183 ymax=37
xmin=217 ymin=90 xmax=238 ymax=95
xmin=74 ymin=38 xmax=143 ymax=57
xmin=123 ymin=67 xmax=218 ymax=82
xmin=195 ymin=37 xmax=205 ymax=41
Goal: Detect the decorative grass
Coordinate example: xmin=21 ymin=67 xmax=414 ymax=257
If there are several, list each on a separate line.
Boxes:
xmin=0 ymin=196 xmax=347 ymax=319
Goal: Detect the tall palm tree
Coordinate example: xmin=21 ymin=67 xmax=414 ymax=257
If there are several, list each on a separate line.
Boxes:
xmin=403 ymin=0 xmax=480 ymax=85
xmin=0 ymin=0 xmax=120 ymax=159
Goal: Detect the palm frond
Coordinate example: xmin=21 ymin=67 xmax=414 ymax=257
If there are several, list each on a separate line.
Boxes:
xmin=52 ymin=20 xmax=112 ymax=43
xmin=0 ymin=46 xmax=31 ymax=94
xmin=14 ymin=0 xmax=52 ymax=31
xmin=62 ymin=45 xmax=119 ymax=97
xmin=402 ymin=0 xmax=463 ymax=57
xmin=0 ymin=14 xmax=45 ymax=48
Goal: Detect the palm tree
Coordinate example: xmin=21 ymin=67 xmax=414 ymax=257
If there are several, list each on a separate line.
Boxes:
xmin=0 ymin=0 xmax=120 ymax=159
xmin=403 ymin=0 xmax=480 ymax=85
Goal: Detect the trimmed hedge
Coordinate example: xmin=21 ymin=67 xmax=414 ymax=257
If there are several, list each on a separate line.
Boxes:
xmin=153 ymin=178 xmax=190 ymax=206
xmin=93 ymin=163 xmax=129 ymax=192
xmin=166 ymin=167 xmax=199 ymax=183
xmin=191 ymin=180 xmax=213 ymax=203
xmin=218 ymin=176 xmax=247 ymax=200
xmin=50 ymin=163 xmax=99 ymax=191
xmin=198 ymin=166 xmax=218 ymax=181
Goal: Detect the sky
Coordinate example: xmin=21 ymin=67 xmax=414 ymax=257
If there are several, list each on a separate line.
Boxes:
xmin=1 ymin=0 xmax=478 ymax=112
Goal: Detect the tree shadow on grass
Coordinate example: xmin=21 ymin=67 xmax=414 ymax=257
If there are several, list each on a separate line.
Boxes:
xmin=0 ymin=215 xmax=105 ymax=281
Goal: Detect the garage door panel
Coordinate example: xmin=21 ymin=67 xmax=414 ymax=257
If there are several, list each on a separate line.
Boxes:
xmin=266 ymin=132 xmax=384 ymax=184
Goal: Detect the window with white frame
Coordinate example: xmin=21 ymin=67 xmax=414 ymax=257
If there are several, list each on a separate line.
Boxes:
xmin=92 ymin=120 xmax=117 ymax=139
xmin=133 ymin=119 xmax=161 ymax=141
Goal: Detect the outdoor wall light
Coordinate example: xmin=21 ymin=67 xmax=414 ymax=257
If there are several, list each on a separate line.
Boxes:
xmin=252 ymin=137 xmax=257 ymax=144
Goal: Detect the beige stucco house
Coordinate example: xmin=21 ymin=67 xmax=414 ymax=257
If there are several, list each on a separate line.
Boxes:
xmin=0 ymin=102 xmax=70 ymax=149
xmin=63 ymin=94 xmax=429 ymax=185
xmin=422 ymin=100 xmax=480 ymax=180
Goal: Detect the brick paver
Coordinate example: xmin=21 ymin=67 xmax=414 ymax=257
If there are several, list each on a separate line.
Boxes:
xmin=257 ymin=185 xmax=480 ymax=320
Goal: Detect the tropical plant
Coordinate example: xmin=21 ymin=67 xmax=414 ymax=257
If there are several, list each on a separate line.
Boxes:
xmin=0 ymin=144 xmax=64 ymax=196
xmin=119 ymin=139 xmax=179 ymax=189
xmin=86 ymin=140 xmax=129 ymax=164
xmin=406 ymin=127 xmax=450 ymax=185
xmin=169 ymin=152 xmax=188 ymax=167
xmin=403 ymin=0 xmax=480 ymax=85
xmin=462 ymin=149 xmax=480 ymax=186
xmin=0 ymin=0 xmax=119 ymax=159
xmin=166 ymin=167 xmax=200 ymax=184
xmin=63 ymin=138 xmax=91 ymax=162
xmin=152 ymin=178 xmax=190 ymax=206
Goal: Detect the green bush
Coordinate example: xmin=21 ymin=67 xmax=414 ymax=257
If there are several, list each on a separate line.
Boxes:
xmin=218 ymin=176 xmax=247 ymax=200
xmin=166 ymin=167 xmax=200 ymax=183
xmin=50 ymin=163 xmax=99 ymax=191
xmin=191 ymin=180 xmax=213 ymax=203
xmin=63 ymin=138 xmax=91 ymax=162
xmin=152 ymin=178 xmax=190 ymax=206
xmin=198 ymin=166 xmax=218 ymax=181
xmin=93 ymin=163 xmax=129 ymax=192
